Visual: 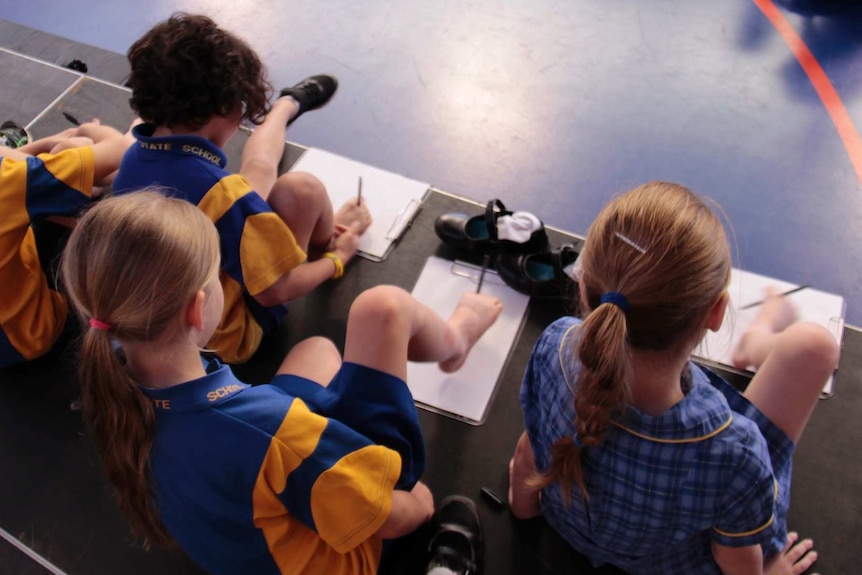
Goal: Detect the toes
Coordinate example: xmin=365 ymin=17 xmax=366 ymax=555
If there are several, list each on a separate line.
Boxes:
xmin=786 ymin=538 xmax=814 ymax=563
xmin=792 ymin=550 xmax=817 ymax=575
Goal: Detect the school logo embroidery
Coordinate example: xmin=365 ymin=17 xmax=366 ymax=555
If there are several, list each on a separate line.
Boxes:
xmin=207 ymin=384 xmax=244 ymax=402
xmin=181 ymin=144 xmax=222 ymax=166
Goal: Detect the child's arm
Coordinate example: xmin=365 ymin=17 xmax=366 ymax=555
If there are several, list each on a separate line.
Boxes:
xmin=713 ymin=535 xmax=819 ymax=575
xmin=375 ymin=481 xmax=434 ymax=539
xmin=89 ymin=134 xmax=134 ymax=184
xmin=72 ymin=119 xmax=137 ymax=145
xmin=14 ymin=128 xmax=78 ymax=156
xmin=712 ymin=542 xmax=764 ymax=575
xmin=4 ymin=121 xmax=134 ymax=185
xmin=509 ymin=431 xmax=541 ymax=519
xmin=0 ymin=145 xmax=30 ymax=162
xmin=253 ymin=222 xmax=362 ymax=306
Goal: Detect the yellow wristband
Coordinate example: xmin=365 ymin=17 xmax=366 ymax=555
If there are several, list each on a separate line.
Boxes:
xmin=323 ymin=252 xmax=344 ymax=279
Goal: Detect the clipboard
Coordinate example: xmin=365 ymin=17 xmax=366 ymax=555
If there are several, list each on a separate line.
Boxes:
xmin=405 ymin=257 xmax=531 ymax=425
xmin=693 ymin=268 xmax=845 ymax=398
xmin=289 ymin=148 xmax=429 ymax=262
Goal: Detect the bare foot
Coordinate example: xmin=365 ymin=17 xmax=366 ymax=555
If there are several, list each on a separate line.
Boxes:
xmin=439 ymin=292 xmax=503 ymax=373
xmin=732 ymin=287 xmax=798 ymax=370
xmin=334 ymin=199 xmax=372 ymax=235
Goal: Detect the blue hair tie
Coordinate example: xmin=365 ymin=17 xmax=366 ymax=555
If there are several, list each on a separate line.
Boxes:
xmin=572 ymin=433 xmax=582 ymax=448
xmin=600 ymin=291 xmax=630 ymax=313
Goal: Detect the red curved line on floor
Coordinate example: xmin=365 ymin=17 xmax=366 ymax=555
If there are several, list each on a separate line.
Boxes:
xmin=753 ymin=0 xmax=862 ymax=186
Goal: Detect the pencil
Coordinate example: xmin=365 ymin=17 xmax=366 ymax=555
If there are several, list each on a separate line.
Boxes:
xmin=476 ymin=254 xmax=490 ymax=293
xmin=357 ymin=176 xmax=363 ymax=206
xmin=480 ymin=486 xmax=505 ymax=508
xmin=62 ymin=111 xmax=81 ymax=126
xmin=740 ymin=284 xmax=810 ymax=310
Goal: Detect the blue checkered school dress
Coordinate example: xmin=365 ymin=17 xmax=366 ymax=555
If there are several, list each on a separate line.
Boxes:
xmin=520 ymin=317 xmax=794 ymax=575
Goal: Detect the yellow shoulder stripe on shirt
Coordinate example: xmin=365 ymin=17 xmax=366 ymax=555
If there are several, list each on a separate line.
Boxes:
xmin=556 ymin=321 xmax=733 ymax=444
xmin=611 ymin=416 xmax=733 ymax=444
xmin=713 ymin=481 xmax=779 ymax=538
xmin=197 ymin=173 xmax=254 ymax=223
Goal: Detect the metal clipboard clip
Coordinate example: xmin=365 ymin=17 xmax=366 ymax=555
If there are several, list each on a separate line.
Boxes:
xmin=385 ymin=198 xmax=421 ymax=241
xmin=449 ymin=260 xmax=506 ymax=288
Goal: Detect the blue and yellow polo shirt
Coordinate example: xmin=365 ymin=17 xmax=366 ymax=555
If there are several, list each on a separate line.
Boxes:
xmin=0 ymin=147 xmax=95 ymax=367
xmin=140 ymin=358 xmax=401 ymax=575
xmin=113 ymin=125 xmax=306 ymax=363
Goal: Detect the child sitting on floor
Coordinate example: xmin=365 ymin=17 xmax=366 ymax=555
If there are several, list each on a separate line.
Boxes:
xmin=61 ymin=190 xmax=501 ymax=575
xmin=113 ymin=13 xmax=371 ymax=363
xmin=0 ymin=120 xmax=134 ymax=369
xmin=509 ymin=181 xmax=837 ymax=575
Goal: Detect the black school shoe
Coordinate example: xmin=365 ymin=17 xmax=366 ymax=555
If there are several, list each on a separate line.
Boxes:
xmin=425 ymin=496 xmax=483 ymax=575
xmin=496 ymin=244 xmax=580 ymax=299
xmin=0 ymin=121 xmax=31 ymax=149
xmin=279 ymin=74 xmax=338 ymax=123
xmin=435 ymin=199 xmax=549 ymax=254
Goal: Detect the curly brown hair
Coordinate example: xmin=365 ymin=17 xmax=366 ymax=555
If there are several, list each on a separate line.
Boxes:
xmin=127 ymin=13 xmax=272 ymax=129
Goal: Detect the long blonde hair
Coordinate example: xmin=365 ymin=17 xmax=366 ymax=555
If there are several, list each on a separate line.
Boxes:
xmin=62 ymin=190 xmax=221 ymax=546
xmin=533 ymin=182 xmax=731 ymax=502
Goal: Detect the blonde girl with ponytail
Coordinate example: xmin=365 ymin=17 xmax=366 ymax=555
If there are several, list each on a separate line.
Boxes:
xmin=509 ymin=182 xmax=838 ymax=575
xmin=63 ymin=190 xmax=501 ymax=575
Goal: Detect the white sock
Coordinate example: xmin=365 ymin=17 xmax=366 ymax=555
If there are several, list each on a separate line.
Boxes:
xmin=496 ymin=211 xmax=542 ymax=243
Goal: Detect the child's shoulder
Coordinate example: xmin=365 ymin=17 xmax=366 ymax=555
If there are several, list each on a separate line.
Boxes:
xmin=688 ymin=365 xmax=772 ymax=459
xmin=538 ymin=315 xmax=581 ymax=347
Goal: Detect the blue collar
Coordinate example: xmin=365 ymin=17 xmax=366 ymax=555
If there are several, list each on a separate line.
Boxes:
xmin=131 ymin=123 xmax=227 ymax=168
xmin=137 ymin=357 xmax=249 ymax=413
xmin=613 ymin=363 xmax=733 ymax=443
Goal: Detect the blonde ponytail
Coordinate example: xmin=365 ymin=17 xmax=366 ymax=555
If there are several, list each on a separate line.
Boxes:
xmin=62 ymin=190 xmax=220 ymax=546
xmin=532 ymin=182 xmax=731 ymax=502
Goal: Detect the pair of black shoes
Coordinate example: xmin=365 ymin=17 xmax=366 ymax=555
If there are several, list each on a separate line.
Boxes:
xmin=424 ymin=496 xmax=483 ymax=575
xmin=435 ymin=199 xmax=579 ymax=300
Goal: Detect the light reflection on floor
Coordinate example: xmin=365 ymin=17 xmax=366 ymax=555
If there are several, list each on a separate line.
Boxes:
xmin=2 ymin=0 xmax=862 ymax=323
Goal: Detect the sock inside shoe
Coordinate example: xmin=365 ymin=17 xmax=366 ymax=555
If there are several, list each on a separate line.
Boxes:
xmin=496 ymin=212 xmax=542 ymax=243
xmin=465 ymin=217 xmax=491 ymax=240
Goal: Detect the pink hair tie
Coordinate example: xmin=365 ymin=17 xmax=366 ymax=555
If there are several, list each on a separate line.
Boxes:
xmin=88 ymin=318 xmax=111 ymax=331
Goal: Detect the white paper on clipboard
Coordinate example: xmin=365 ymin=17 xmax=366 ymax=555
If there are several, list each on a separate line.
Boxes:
xmin=693 ymin=268 xmax=846 ymax=398
xmin=289 ymin=148 xmax=428 ymax=261
xmin=406 ymin=257 xmax=530 ymax=424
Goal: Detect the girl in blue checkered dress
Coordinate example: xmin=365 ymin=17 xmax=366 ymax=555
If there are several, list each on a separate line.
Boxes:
xmin=509 ymin=182 xmax=839 ymax=575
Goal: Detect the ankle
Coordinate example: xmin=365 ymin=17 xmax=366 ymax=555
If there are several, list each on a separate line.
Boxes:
xmin=273 ymin=96 xmax=300 ymax=122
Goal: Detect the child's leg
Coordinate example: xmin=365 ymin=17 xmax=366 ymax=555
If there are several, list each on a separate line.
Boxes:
xmin=267 ymin=171 xmax=336 ymax=253
xmin=239 ymin=74 xmax=341 ymax=199
xmin=275 ymin=335 xmax=342 ymax=384
xmin=240 ymin=98 xmax=370 ymax=256
xmin=342 ymin=285 xmax=502 ymax=379
xmin=238 ymin=97 xmax=297 ymax=198
xmin=733 ymin=291 xmax=840 ymax=443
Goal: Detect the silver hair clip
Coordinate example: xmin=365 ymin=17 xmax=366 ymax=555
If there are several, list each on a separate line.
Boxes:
xmin=614 ymin=232 xmax=647 ymax=254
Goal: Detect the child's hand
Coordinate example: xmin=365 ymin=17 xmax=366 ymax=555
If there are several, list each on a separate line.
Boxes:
xmin=333 ymin=221 xmax=363 ymax=264
xmin=334 ymin=199 xmax=372 ymax=235
xmin=764 ymin=532 xmax=818 ymax=575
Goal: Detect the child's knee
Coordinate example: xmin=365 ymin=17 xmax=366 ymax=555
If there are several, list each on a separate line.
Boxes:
xmin=278 ymin=171 xmax=326 ymax=202
xmin=780 ymin=322 xmax=840 ymax=374
xmin=350 ymin=286 xmax=411 ymax=323
xmin=270 ymin=172 xmax=328 ymax=215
